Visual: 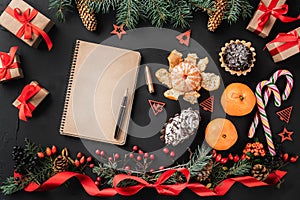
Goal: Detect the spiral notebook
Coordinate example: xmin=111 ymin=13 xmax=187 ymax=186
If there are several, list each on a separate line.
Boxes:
xmin=60 ymin=40 xmax=141 ymax=145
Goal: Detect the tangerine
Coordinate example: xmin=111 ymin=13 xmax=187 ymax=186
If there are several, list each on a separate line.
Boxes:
xmin=221 ymin=83 xmax=256 ymax=116
xmin=205 ymin=118 xmax=238 ymax=150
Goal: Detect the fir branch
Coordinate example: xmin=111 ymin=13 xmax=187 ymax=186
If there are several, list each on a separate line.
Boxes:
xmin=88 ymin=0 xmax=120 ymax=13
xmin=49 ymin=0 xmax=73 ymax=22
xmin=144 ymin=0 xmax=170 ymax=27
xmin=228 ymin=159 xmax=251 ymax=176
xmin=224 ymin=0 xmax=253 ymax=24
xmin=116 ymin=0 xmax=141 ymax=29
xmin=186 ymin=145 xmax=212 ymax=178
xmin=24 ymin=138 xmax=41 ymax=155
xmin=0 ymin=177 xmax=27 ymax=195
xmin=189 ymin=0 xmax=214 ymax=13
xmin=169 ymin=0 xmax=193 ymax=28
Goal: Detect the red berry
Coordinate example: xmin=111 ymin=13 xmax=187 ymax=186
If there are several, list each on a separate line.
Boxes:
xmin=163 ymin=148 xmax=169 ymax=154
xmin=89 ymin=164 xmax=95 ymax=168
xmin=132 ymin=145 xmax=138 ymax=151
xmin=94 ymin=181 xmax=99 ymax=186
xmin=144 ymin=153 xmax=149 ymax=158
xmin=233 ymin=155 xmax=239 ymax=163
xmin=159 ymin=166 xmax=164 ymax=170
xmin=74 ymin=159 xmax=80 ymax=167
xmin=129 ymin=153 xmax=134 ymax=159
xmin=136 ymin=156 xmax=142 ymax=161
xmin=290 ymin=156 xmax=299 ymax=163
xmin=212 ymin=150 xmax=217 ymax=158
xmin=80 ymin=156 xmax=85 ymax=164
xmin=138 ymin=150 xmax=144 ymax=155
xmin=220 ymin=157 xmax=228 ymax=164
xmin=228 ymin=153 xmax=233 ymax=160
xmin=51 ymin=145 xmax=57 ymax=154
xmin=95 ymin=149 xmax=101 ymax=155
xmin=170 ymin=151 xmax=175 ymax=157
xmin=283 ymin=153 xmax=289 ymax=162
xmin=87 ymin=156 xmax=92 ymax=163
xmin=37 ymin=152 xmax=45 ymax=158
xmin=46 ymin=147 xmax=52 ymax=156
xmin=150 ymin=154 xmax=155 ymax=160
xmin=100 ymin=151 xmax=105 ymax=156
xmin=114 ymin=153 xmax=120 ymax=159
xmin=125 ymin=166 xmax=131 ymax=170
xmin=241 ymin=154 xmax=246 ymax=160
xmin=215 ymin=154 xmax=222 ymax=162
xmin=108 ymin=157 xmax=113 ymax=161
xmin=96 ymin=177 xmax=101 ymax=181
xmin=77 ymin=152 xmax=83 ymax=159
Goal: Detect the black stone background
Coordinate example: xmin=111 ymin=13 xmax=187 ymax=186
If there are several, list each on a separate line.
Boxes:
xmin=0 ymin=0 xmax=299 ymax=199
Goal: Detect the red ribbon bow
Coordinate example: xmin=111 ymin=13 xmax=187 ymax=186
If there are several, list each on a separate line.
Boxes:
xmin=0 ymin=46 xmax=19 ymax=80
xmin=17 ymin=84 xmax=41 ymax=121
xmin=258 ymin=0 xmax=300 ymax=28
xmin=5 ymin=7 xmax=53 ymax=50
xmin=268 ymin=30 xmax=300 ymax=56
xmin=113 ymin=168 xmax=190 ymax=196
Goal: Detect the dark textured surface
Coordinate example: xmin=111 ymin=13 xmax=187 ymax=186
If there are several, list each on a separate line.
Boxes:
xmin=0 ymin=0 xmax=300 ymax=200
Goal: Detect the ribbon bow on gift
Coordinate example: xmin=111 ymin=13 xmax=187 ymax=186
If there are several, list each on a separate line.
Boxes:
xmin=0 ymin=46 xmax=19 ymax=80
xmin=258 ymin=0 xmax=300 ymax=28
xmin=16 ymin=84 xmax=41 ymax=121
xmin=113 ymin=168 xmax=190 ymax=196
xmin=5 ymin=7 xmax=53 ymax=50
xmin=268 ymin=30 xmax=300 ymax=55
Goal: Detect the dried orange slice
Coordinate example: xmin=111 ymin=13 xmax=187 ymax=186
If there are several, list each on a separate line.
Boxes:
xmin=205 ymin=118 xmax=238 ymax=150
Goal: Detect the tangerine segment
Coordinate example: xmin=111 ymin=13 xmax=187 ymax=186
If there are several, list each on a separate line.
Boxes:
xmin=221 ymin=83 xmax=256 ymax=116
xmin=205 ymin=118 xmax=238 ymax=151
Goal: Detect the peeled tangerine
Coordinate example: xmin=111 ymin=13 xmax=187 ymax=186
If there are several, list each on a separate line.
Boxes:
xmin=221 ymin=83 xmax=256 ymax=116
xmin=205 ymin=118 xmax=238 ymax=151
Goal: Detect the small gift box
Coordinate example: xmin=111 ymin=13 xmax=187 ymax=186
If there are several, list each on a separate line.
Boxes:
xmin=247 ymin=0 xmax=300 ymax=38
xmin=13 ymin=81 xmax=49 ymax=121
xmin=0 ymin=0 xmax=54 ymax=50
xmin=266 ymin=27 xmax=300 ymax=62
xmin=0 ymin=46 xmax=23 ymax=83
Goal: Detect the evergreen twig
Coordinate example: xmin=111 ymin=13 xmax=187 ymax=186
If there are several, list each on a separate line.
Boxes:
xmin=49 ymin=0 xmax=73 ymax=22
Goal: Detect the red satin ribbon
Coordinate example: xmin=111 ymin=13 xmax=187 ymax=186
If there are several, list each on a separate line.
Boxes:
xmin=5 ymin=7 xmax=53 ymax=50
xmin=0 ymin=46 xmax=19 ymax=80
xmin=17 ymin=84 xmax=41 ymax=121
xmin=268 ymin=30 xmax=300 ymax=56
xmin=113 ymin=168 xmax=190 ymax=196
xmin=256 ymin=0 xmax=300 ymax=33
xmin=14 ymin=169 xmax=286 ymax=197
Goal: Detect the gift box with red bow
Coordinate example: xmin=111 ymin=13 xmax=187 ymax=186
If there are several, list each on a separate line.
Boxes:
xmin=247 ymin=0 xmax=300 ymax=38
xmin=13 ymin=81 xmax=49 ymax=121
xmin=0 ymin=0 xmax=54 ymax=50
xmin=266 ymin=27 xmax=300 ymax=62
xmin=0 ymin=46 xmax=23 ymax=83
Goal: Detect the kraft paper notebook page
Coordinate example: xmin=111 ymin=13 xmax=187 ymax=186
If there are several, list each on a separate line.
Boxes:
xmin=60 ymin=40 xmax=141 ymax=145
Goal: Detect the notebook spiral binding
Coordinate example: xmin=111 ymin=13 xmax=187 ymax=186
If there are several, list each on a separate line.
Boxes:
xmin=59 ymin=40 xmax=80 ymax=133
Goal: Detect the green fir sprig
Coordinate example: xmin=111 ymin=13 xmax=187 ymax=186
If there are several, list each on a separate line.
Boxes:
xmin=49 ymin=0 xmax=73 ymax=22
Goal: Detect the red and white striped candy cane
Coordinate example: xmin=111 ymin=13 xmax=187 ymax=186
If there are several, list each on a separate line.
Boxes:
xmin=249 ymin=70 xmax=293 ymax=139
xmin=255 ymin=80 xmax=282 ymax=156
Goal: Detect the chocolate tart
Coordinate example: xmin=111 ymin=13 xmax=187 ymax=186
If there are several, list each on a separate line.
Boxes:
xmin=219 ymin=40 xmax=256 ymax=76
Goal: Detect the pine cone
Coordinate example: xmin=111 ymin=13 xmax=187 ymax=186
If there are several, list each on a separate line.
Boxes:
xmin=207 ymin=0 xmax=228 ymax=32
xmin=53 ymin=155 xmax=69 ymax=173
xmin=196 ymin=160 xmax=213 ymax=182
xmin=251 ymin=164 xmax=269 ymax=181
xmin=77 ymin=0 xmax=97 ymax=31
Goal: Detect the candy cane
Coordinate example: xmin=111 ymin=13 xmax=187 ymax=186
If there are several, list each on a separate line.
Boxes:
xmin=255 ymin=80 xmax=282 ymax=156
xmin=248 ymin=70 xmax=294 ymax=138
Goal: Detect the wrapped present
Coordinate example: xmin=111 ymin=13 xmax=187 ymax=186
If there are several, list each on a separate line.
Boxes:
xmin=266 ymin=27 xmax=300 ymax=62
xmin=0 ymin=46 xmax=23 ymax=83
xmin=247 ymin=0 xmax=300 ymax=38
xmin=0 ymin=0 xmax=54 ymax=50
xmin=13 ymin=81 xmax=49 ymax=121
